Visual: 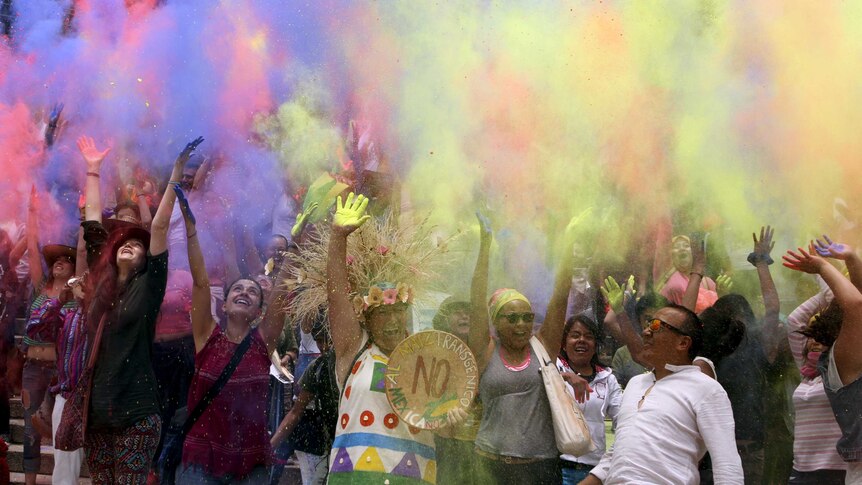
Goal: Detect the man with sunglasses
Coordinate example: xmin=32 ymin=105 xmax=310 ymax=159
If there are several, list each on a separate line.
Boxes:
xmin=580 ymin=304 xmax=743 ymax=485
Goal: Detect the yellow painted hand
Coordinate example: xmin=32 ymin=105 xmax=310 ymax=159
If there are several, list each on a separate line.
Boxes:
xmin=332 ymin=193 xmax=371 ymax=235
xmin=716 ymin=273 xmax=734 ymax=295
xmin=600 ymin=276 xmax=626 ymax=314
xmin=291 ymin=202 xmax=320 ymax=238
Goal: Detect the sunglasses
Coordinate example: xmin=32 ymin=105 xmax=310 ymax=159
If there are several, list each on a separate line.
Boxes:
xmin=498 ymin=312 xmax=535 ymax=324
xmin=645 ymin=318 xmax=689 ymax=336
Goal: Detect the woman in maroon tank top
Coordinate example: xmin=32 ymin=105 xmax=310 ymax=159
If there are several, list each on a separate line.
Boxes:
xmin=172 ymin=187 xmax=289 ymax=484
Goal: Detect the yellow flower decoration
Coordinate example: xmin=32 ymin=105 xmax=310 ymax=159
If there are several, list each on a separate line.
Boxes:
xmin=352 ymin=295 xmax=366 ymax=315
xmin=396 ymin=282 xmax=413 ymax=304
xmin=364 ymin=285 xmax=385 ymax=308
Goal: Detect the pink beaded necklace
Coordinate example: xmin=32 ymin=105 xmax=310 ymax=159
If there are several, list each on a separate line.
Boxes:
xmin=499 ymin=347 xmax=531 ymax=372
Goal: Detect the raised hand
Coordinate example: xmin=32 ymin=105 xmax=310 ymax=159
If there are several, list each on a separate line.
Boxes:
xmin=601 ymin=275 xmax=632 ymax=314
xmin=76 ymin=136 xmax=111 ymax=172
xmin=783 ymin=243 xmax=826 ymax=274
xmin=748 ymin=225 xmax=775 ymax=266
xmin=332 ymin=193 xmax=370 ymax=235
xmin=172 ymin=185 xmax=196 ymax=226
xmin=476 ymin=211 xmax=492 ymax=239
xmin=690 ymin=232 xmax=707 ymax=274
xmin=716 ymin=273 xmax=734 ymax=295
xmin=814 ymin=235 xmax=854 ymax=261
xmin=291 ymin=202 xmax=320 ymax=239
xmin=28 ymin=185 xmax=38 ymax=214
xmin=176 ymin=136 xmax=205 ymax=167
xmin=564 ymin=207 xmax=594 ymax=240
xmin=45 ymin=102 xmax=64 ymax=147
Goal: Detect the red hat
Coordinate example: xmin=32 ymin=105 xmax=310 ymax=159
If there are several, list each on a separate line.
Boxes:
xmin=107 ymin=224 xmax=151 ymax=267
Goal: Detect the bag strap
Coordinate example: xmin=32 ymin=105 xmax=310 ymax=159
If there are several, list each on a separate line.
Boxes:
xmin=529 ymin=336 xmax=553 ymax=367
xmin=179 ymin=329 xmax=256 ymax=436
xmin=86 ymin=313 xmax=109 ymax=370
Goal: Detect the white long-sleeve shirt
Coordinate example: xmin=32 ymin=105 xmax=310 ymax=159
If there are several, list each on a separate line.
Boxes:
xmin=590 ymin=364 xmax=743 ymax=485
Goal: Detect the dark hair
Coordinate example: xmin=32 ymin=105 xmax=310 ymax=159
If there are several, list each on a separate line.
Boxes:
xmin=698 ymin=294 xmax=749 ymax=363
xmin=560 ymin=314 xmax=603 ymax=370
xmin=86 ymin=232 xmax=149 ymax=331
xmin=224 ymin=277 xmax=265 ymax=308
xmin=664 ymin=304 xmax=703 ymax=360
xmin=635 ymin=292 xmax=670 ymax=322
xmin=432 ymin=297 xmax=470 ymax=331
xmin=114 ymin=201 xmax=141 ymax=220
xmin=799 ymin=301 xmax=842 ymax=347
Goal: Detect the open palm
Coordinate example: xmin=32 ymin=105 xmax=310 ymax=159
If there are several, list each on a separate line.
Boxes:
xmin=333 ymin=193 xmax=370 ymax=234
xmin=76 ymin=136 xmax=110 ymax=171
xmin=814 ymin=235 xmax=854 ymax=261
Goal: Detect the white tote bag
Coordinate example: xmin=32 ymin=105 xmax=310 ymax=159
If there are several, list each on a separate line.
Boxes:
xmin=530 ymin=336 xmax=593 ymax=456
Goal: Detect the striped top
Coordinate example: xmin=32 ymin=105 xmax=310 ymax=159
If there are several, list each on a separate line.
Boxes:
xmin=25 ymin=293 xmax=78 ymax=348
xmin=25 ymin=295 xmax=88 ymax=400
xmin=787 ymin=290 xmax=847 ymax=472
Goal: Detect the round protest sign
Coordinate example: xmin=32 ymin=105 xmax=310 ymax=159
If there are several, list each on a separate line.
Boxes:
xmin=384 ymin=330 xmax=479 ymax=430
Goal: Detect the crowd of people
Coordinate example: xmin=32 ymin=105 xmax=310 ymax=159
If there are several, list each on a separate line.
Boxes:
xmin=0 ymin=131 xmax=860 ymax=485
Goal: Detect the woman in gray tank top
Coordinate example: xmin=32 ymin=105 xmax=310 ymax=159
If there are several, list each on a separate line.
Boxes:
xmin=467 ymin=213 xmax=579 ymax=484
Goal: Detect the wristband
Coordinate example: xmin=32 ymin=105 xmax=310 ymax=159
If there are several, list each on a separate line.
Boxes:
xmin=747 ymin=252 xmax=774 ymax=266
xmin=187 ymin=231 xmax=197 ymax=239
xmin=689 ymin=272 xmax=704 ymax=278
xmin=86 ymin=172 xmax=100 ymax=178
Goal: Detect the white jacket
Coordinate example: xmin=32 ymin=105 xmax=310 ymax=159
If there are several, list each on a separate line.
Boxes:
xmin=556 ymin=358 xmax=623 ymax=465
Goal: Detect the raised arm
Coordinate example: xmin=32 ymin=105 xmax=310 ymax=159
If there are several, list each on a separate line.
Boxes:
xmin=681 ymin=233 xmax=706 ymax=312
xmin=150 ymin=137 xmax=204 ymax=256
xmin=814 ymin=235 xmax=862 ymax=290
xmin=135 ymin=192 xmax=153 ymax=229
xmin=9 ymin=230 xmax=27 ymax=270
xmin=327 ymin=194 xmax=370 ymax=369
xmin=469 ymin=212 xmax=493 ymax=369
xmin=537 ymin=214 xmax=582 ymax=355
xmin=77 ymin=136 xmax=110 ymax=223
xmin=258 ymin=252 xmax=290 ymax=355
xmin=601 ymin=276 xmax=649 ymax=367
xmin=26 ymin=187 xmax=43 ymax=287
xmin=176 ymin=185 xmax=215 ymax=353
xmin=798 ymin=238 xmax=862 ymax=384
xmin=75 ymin=226 xmax=87 ymax=276
xmin=750 ymin=226 xmax=782 ymax=363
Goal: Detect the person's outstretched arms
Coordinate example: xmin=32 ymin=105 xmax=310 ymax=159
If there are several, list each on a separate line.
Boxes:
xmin=785 ymin=241 xmax=862 ymax=385
xmin=259 ymin=249 xmax=290 ymax=355
xmin=150 ymin=137 xmax=204 ymax=257
xmin=77 ymin=136 xmax=110 ymax=223
xmin=177 ymin=185 xmax=214 ymax=352
xmin=681 ymin=233 xmax=706 ymax=312
xmin=602 ymin=276 xmax=648 ymax=366
xmin=26 ymin=187 xmax=43 ymax=288
xmin=815 ymin=235 xmax=862 ymax=291
xmin=750 ymin=226 xmax=783 ymax=363
xmin=328 ymin=193 xmax=371 ymax=381
xmin=537 ymin=213 xmax=584 ymax=357
xmin=469 ymin=212 xmax=494 ymax=371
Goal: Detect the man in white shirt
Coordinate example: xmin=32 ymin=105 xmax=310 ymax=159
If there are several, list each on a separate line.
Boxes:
xmin=580 ymin=304 xmax=743 ymax=485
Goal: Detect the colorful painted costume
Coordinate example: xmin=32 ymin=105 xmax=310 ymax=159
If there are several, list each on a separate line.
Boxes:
xmin=329 ymin=337 xmax=436 ymax=485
